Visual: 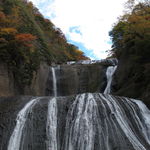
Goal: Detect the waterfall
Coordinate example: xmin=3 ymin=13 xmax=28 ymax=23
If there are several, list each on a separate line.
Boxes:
xmin=51 ymin=67 xmax=57 ymax=97
xmin=62 ymin=93 xmax=150 ymax=150
xmin=100 ymin=94 xmax=149 ymax=150
xmin=46 ymin=67 xmax=58 ymax=149
xmin=7 ymin=98 xmax=39 ymax=150
xmin=46 ymin=98 xmax=58 ymax=150
xmin=63 ymin=93 xmax=100 ymax=150
xmin=132 ymin=99 xmax=150 ymax=144
xmin=104 ymin=65 xmax=117 ymax=94
xmin=1 ymin=93 xmax=149 ymax=150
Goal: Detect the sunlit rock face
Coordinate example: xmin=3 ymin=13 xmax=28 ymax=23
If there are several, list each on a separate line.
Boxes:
xmin=0 ymin=93 xmax=150 ymax=150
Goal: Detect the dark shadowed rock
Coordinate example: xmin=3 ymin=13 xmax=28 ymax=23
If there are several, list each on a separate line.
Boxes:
xmin=45 ymin=64 xmax=107 ymax=96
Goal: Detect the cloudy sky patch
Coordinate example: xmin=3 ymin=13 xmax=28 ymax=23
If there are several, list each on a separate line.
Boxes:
xmin=30 ymin=0 xmax=127 ymax=59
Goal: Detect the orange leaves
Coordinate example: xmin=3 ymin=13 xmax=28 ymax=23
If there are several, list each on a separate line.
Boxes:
xmin=0 ymin=28 xmax=18 ymax=35
xmin=74 ymin=49 xmax=88 ymax=60
xmin=15 ymin=33 xmax=37 ymax=42
xmin=15 ymin=33 xmax=37 ymax=47
xmin=0 ymin=11 xmax=6 ymax=21
xmin=0 ymin=11 xmax=7 ymax=27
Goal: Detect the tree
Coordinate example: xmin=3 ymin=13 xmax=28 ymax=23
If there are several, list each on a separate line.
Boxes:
xmin=109 ymin=0 xmax=150 ymax=60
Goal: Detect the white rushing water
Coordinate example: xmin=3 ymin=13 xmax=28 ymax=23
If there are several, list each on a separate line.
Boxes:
xmin=63 ymin=93 xmax=150 ymax=150
xmin=46 ymin=97 xmax=58 ymax=150
xmin=7 ymin=98 xmax=39 ymax=150
xmin=63 ymin=93 xmax=100 ymax=150
xmin=102 ymin=95 xmax=148 ymax=150
xmin=104 ymin=65 xmax=117 ymax=94
xmin=46 ymin=67 xmax=58 ymax=149
xmin=132 ymin=99 xmax=150 ymax=144
xmin=6 ymin=94 xmax=150 ymax=150
xmin=51 ymin=67 xmax=57 ymax=97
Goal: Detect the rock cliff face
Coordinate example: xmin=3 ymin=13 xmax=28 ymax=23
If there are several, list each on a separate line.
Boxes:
xmin=112 ymin=55 xmax=150 ymax=108
xmin=46 ymin=64 xmax=107 ymax=96
xmin=1 ymin=57 xmax=149 ymax=109
xmin=24 ymin=63 xmax=50 ymax=96
xmin=0 ymin=62 xmax=49 ymax=96
xmin=0 ymin=62 xmax=111 ymax=97
xmin=0 ymin=63 xmax=15 ymax=96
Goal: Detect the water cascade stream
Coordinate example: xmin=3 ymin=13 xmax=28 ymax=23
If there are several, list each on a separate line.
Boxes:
xmin=63 ymin=93 xmax=150 ymax=150
xmin=104 ymin=65 xmax=117 ymax=94
xmin=5 ymin=94 xmax=150 ymax=150
xmin=46 ymin=97 xmax=58 ymax=150
xmin=7 ymin=98 xmax=39 ymax=150
xmin=51 ymin=67 xmax=57 ymax=97
xmin=46 ymin=67 xmax=58 ymax=150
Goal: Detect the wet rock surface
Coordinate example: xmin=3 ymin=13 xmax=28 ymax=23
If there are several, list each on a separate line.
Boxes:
xmin=46 ymin=64 xmax=107 ymax=96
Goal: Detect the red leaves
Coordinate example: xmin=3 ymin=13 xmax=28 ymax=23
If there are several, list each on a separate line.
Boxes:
xmin=0 ymin=11 xmax=6 ymax=20
xmin=15 ymin=33 xmax=37 ymax=42
xmin=15 ymin=33 xmax=37 ymax=47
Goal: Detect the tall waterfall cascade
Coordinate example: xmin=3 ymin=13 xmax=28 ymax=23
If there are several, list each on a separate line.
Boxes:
xmin=51 ymin=67 xmax=57 ymax=97
xmin=7 ymin=98 xmax=39 ymax=150
xmin=63 ymin=93 xmax=150 ymax=150
xmin=5 ymin=94 xmax=150 ymax=150
xmin=46 ymin=98 xmax=58 ymax=150
xmin=2 ymin=59 xmax=150 ymax=150
xmin=46 ymin=67 xmax=58 ymax=149
xmin=104 ymin=65 xmax=117 ymax=94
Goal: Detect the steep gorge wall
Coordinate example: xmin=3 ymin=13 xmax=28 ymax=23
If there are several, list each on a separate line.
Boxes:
xmin=0 ymin=62 xmax=50 ymax=96
xmin=46 ymin=64 xmax=107 ymax=96
xmin=0 ymin=63 xmax=14 ymax=96
xmin=0 ymin=62 xmax=108 ymax=97
xmin=112 ymin=55 xmax=150 ymax=108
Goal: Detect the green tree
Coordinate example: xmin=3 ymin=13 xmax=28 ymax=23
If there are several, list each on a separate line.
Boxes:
xmin=109 ymin=0 xmax=150 ymax=61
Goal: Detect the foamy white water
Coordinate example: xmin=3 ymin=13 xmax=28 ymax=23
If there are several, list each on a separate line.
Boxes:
xmin=104 ymin=66 xmax=117 ymax=94
xmin=62 ymin=93 xmax=150 ymax=150
xmin=52 ymin=67 xmax=57 ymax=97
xmin=7 ymin=98 xmax=39 ymax=150
xmin=63 ymin=93 xmax=101 ymax=150
xmin=46 ymin=97 xmax=58 ymax=150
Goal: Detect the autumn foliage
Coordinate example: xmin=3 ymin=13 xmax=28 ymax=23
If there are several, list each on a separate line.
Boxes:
xmin=0 ymin=11 xmax=6 ymax=21
xmin=15 ymin=33 xmax=37 ymax=47
xmin=0 ymin=28 xmax=17 ymax=35
xmin=0 ymin=0 xmax=88 ymax=88
xmin=109 ymin=0 xmax=150 ymax=61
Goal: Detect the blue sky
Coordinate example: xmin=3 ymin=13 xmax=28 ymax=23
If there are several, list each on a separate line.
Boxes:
xmin=30 ymin=0 xmax=127 ymax=60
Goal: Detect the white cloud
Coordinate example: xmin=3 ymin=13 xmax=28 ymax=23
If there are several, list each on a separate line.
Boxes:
xmin=30 ymin=0 xmax=127 ymax=59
